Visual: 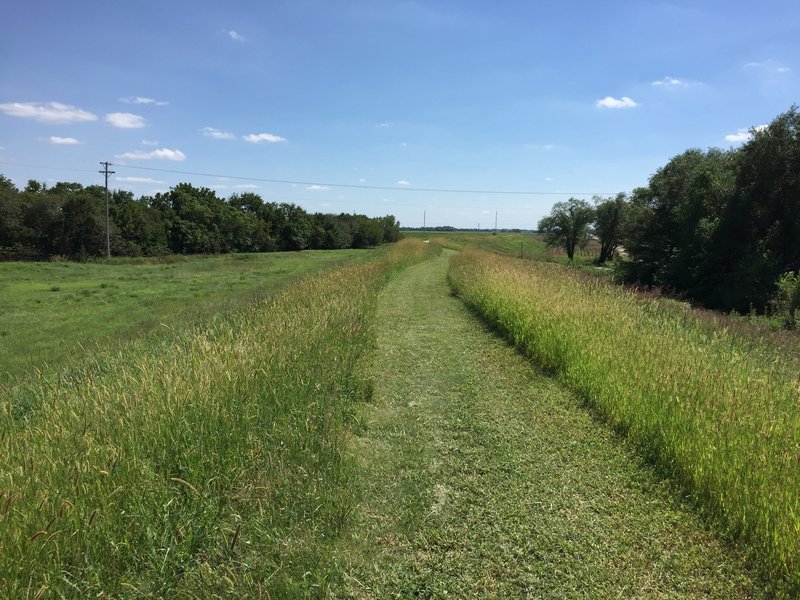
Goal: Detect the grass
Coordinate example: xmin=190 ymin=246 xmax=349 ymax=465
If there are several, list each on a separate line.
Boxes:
xmin=404 ymin=230 xmax=605 ymax=268
xmin=338 ymin=251 xmax=763 ymax=597
xmin=448 ymin=247 xmax=800 ymax=595
xmin=0 ymin=239 xmax=435 ymax=597
xmin=0 ymin=249 xmax=369 ymax=383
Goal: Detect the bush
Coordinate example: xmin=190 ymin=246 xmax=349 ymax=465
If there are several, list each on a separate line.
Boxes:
xmin=769 ymin=271 xmax=800 ymax=329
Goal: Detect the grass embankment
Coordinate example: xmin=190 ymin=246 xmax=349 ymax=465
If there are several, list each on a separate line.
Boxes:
xmin=342 ymin=252 xmax=760 ymax=597
xmin=0 ymin=249 xmax=368 ymax=383
xmin=0 ymin=240 xmax=434 ymax=597
xmin=448 ymin=247 xmax=800 ymax=593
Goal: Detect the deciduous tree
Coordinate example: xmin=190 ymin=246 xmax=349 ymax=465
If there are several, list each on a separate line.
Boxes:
xmin=538 ymin=198 xmax=594 ymax=260
xmin=593 ymin=193 xmax=628 ymax=264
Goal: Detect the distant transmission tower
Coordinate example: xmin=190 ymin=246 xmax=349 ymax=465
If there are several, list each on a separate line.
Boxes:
xmin=99 ymin=161 xmax=115 ymax=258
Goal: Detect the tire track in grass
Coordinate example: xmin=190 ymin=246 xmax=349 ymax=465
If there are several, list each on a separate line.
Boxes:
xmin=341 ymin=251 xmax=764 ymax=598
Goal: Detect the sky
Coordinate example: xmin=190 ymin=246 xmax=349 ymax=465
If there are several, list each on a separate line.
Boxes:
xmin=1 ymin=0 xmax=798 ymax=229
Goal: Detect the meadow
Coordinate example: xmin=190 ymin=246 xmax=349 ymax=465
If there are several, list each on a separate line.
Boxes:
xmin=0 ymin=240 xmax=436 ymax=597
xmin=448 ymin=246 xmax=800 ymax=592
xmin=0 ymin=249 xmax=369 ymax=384
xmin=403 ymin=230 xmax=602 ymax=266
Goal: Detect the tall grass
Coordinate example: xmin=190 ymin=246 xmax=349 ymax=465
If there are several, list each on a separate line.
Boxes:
xmin=448 ymin=247 xmax=800 ymax=592
xmin=0 ymin=249 xmax=368 ymax=383
xmin=0 ymin=239 xmax=435 ymax=597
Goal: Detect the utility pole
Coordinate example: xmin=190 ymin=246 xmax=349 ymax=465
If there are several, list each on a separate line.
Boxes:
xmin=99 ymin=162 xmax=115 ymax=259
xmin=494 ymin=211 xmax=498 ymax=235
xmin=423 ymin=210 xmax=426 ymax=230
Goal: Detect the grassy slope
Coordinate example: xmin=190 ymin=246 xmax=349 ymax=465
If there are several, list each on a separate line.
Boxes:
xmin=340 ymin=252 xmax=763 ymax=598
xmin=448 ymin=248 xmax=799 ymax=594
xmin=0 ymin=249 xmax=368 ymax=383
xmin=0 ymin=240 xmax=433 ymax=597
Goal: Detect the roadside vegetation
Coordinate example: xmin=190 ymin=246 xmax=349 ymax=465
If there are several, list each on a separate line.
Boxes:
xmin=537 ymin=105 xmax=800 ymax=327
xmin=0 ymin=249 xmax=370 ymax=383
xmin=448 ymin=247 xmax=800 ymax=594
xmin=0 ymin=239 xmax=435 ymax=597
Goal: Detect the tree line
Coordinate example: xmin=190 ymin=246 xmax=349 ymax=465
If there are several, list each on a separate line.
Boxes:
xmin=538 ymin=105 xmax=800 ymax=317
xmin=0 ymin=179 xmax=401 ymax=260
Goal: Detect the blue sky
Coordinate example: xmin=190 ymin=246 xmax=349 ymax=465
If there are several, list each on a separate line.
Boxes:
xmin=1 ymin=0 xmax=798 ymax=228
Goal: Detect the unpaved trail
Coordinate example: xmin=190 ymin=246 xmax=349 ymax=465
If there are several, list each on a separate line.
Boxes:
xmin=340 ymin=251 xmax=763 ymax=598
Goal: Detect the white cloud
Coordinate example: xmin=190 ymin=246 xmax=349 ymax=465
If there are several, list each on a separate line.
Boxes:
xmin=0 ymin=101 xmax=97 ymax=124
xmin=243 ymin=132 xmax=287 ymax=143
xmin=116 ymin=176 xmax=166 ymax=184
xmin=359 ymin=178 xmax=366 ymax=183
xmin=524 ymin=143 xmax=556 ymax=151
xmin=201 ymin=126 xmax=235 ymax=140
xmin=725 ymin=129 xmax=751 ymax=143
xmin=544 ymin=177 xmax=553 ymax=181
xmin=227 ymin=30 xmax=245 ymax=42
xmin=235 ymin=184 xmax=259 ymax=189
xmin=396 ymin=179 xmax=410 ymax=186
xmin=49 ymin=136 xmax=80 ymax=145
xmin=115 ymin=148 xmax=186 ymax=161
xmin=306 ymin=185 xmax=329 ymax=191
xmin=725 ymin=124 xmax=767 ymax=143
xmin=652 ymin=76 xmax=690 ymax=88
xmin=596 ymin=96 xmax=638 ymax=109
xmin=141 ymin=139 xmax=159 ymax=146
xmin=745 ymin=60 xmax=791 ymax=74
xmin=105 ymin=112 xmax=146 ymax=128
xmin=375 ymin=122 xmax=391 ymax=128
xmin=120 ymin=96 xmax=168 ymax=106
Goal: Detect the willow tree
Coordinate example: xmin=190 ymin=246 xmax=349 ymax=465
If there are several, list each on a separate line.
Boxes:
xmin=538 ymin=197 xmax=594 ymax=260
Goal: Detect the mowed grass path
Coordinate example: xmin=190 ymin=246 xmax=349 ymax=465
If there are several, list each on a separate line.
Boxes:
xmin=342 ymin=252 xmax=763 ymax=597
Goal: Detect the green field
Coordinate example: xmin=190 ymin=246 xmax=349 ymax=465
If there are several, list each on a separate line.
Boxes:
xmin=1 ymin=241 xmax=797 ymax=596
xmin=0 ymin=249 xmax=370 ymax=383
xmin=403 ymin=230 xmax=605 ymax=268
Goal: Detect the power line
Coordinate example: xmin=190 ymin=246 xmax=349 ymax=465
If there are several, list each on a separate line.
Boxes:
xmin=0 ymin=158 xmax=618 ymax=197
xmin=111 ymin=163 xmax=613 ymax=196
xmin=100 ymin=162 xmax=115 ymax=259
xmin=0 ymin=160 xmax=102 ymax=175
